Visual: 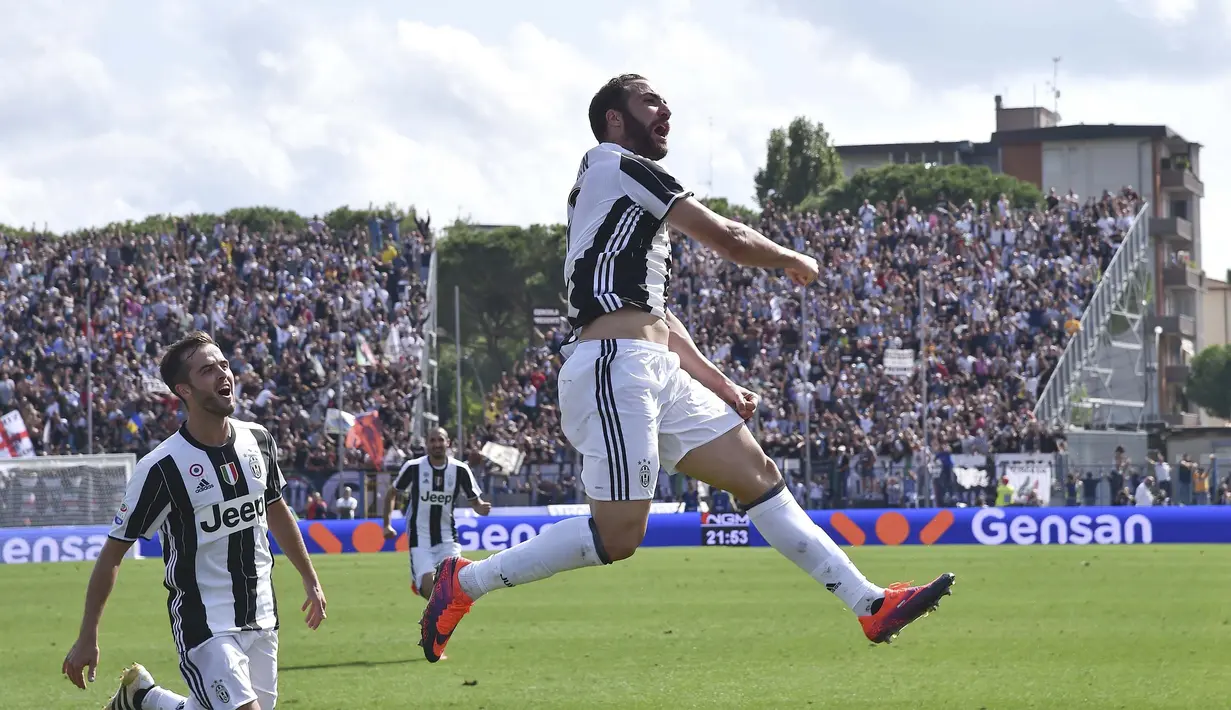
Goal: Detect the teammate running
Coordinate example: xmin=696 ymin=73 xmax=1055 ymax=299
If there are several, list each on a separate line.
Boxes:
xmin=62 ymin=331 xmax=327 ymax=710
xmin=383 ymin=427 xmax=492 ymax=600
xmin=418 ymin=74 xmax=954 ymax=663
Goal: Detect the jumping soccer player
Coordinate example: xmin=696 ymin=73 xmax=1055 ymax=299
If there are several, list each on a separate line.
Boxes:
xmin=383 ymin=427 xmax=492 ymax=600
xmin=419 ymin=74 xmax=954 ymax=662
xmin=61 ymin=331 xmax=327 ymax=710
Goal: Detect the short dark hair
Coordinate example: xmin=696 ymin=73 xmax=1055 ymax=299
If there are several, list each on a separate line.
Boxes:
xmin=588 ymin=73 xmax=645 ymax=142
xmin=160 ymin=331 xmax=216 ymax=399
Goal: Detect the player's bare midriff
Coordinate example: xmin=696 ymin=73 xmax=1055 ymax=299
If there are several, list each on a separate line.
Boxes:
xmin=576 ymin=308 xmax=670 ymax=346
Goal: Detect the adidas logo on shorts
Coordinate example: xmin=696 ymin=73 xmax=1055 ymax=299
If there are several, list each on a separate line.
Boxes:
xmin=195 ymin=479 xmax=215 ymax=494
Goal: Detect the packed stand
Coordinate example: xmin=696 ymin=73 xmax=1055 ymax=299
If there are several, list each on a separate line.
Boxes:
xmin=473 ymin=187 xmax=1146 ymax=506
xmin=0 ymin=214 xmax=433 ymax=474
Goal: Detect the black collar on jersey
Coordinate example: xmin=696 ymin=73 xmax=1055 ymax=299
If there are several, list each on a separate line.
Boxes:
xmin=179 ymin=420 xmax=236 ymax=452
xmin=427 ymin=456 xmax=449 ymax=471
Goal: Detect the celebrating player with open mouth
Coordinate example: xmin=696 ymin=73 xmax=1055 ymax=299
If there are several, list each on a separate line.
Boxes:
xmin=62 ymin=332 xmax=327 ymax=710
xmin=418 ymin=74 xmax=955 ymax=663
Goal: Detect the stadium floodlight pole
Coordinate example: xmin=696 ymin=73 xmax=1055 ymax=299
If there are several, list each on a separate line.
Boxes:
xmin=801 ymin=284 xmax=812 ymax=492
xmin=918 ymin=270 xmax=929 ymax=507
xmin=86 ymin=289 xmax=94 ymax=455
xmin=455 ymin=284 xmax=464 ymax=451
xmin=336 ymin=295 xmax=345 ymax=475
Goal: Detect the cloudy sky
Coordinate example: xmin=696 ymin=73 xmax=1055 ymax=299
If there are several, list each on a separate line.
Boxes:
xmin=3 ymin=0 xmax=1227 ymax=275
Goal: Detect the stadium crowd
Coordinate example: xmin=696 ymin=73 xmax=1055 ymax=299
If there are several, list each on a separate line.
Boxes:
xmin=0 ymin=214 xmax=432 ymax=472
xmin=5 ymin=185 xmax=1228 ymax=512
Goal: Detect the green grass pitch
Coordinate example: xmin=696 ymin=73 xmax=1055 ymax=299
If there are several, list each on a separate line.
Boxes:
xmin=5 ymin=545 xmax=1227 ymax=709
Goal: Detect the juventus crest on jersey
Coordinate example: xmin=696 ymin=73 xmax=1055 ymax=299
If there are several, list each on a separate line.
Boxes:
xmin=564 ymin=142 xmax=693 ymax=331
xmin=392 ymin=456 xmax=481 ymax=548
xmin=109 ymin=419 xmax=287 ymax=653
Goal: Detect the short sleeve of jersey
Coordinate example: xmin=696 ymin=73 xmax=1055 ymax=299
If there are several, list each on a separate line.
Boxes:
xmin=454 ymin=462 xmax=481 ymax=501
xmin=617 ymin=154 xmax=693 ymax=220
xmin=252 ymin=426 xmax=286 ymax=505
xmin=108 ymin=456 xmax=171 ymax=542
xmin=392 ymin=460 xmax=417 ymax=492
xmin=264 ymin=435 xmax=287 ymax=505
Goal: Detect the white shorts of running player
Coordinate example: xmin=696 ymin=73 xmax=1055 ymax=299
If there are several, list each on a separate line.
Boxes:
xmin=558 ymin=338 xmax=744 ymax=501
xmin=180 ymin=630 xmax=277 ymax=710
xmin=411 ymin=541 xmax=463 ymax=584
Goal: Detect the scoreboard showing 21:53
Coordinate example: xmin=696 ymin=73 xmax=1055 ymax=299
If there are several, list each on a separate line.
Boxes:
xmin=701 ymin=511 xmax=750 ymax=547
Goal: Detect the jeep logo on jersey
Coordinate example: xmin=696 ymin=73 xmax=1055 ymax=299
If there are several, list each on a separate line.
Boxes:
xmin=199 ymin=494 xmax=266 ymax=535
xmin=218 ymin=462 xmax=241 ymax=486
xmin=419 ymin=490 xmax=453 ymax=505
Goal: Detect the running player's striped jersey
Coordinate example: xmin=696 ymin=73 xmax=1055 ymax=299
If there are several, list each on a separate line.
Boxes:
xmin=563 ymin=142 xmax=693 ymax=331
xmin=392 ymin=456 xmax=480 ymax=547
xmin=108 ymin=419 xmax=286 ymax=652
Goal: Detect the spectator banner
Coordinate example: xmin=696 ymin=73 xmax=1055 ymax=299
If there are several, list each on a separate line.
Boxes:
xmin=533 ymin=308 xmax=565 ymax=327
xmin=9 ymin=507 xmax=1231 ymax=563
xmin=995 ymin=454 xmax=1056 ymax=506
xmin=0 ymin=411 xmax=35 ymax=458
xmin=882 ymin=349 xmax=916 ymax=379
xmin=950 ymin=454 xmax=990 ymax=488
xmin=481 ymin=442 xmax=525 ymax=476
xmin=141 ymin=375 xmax=171 ymax=395
xmin=324 ymin=408 xmax=356 ymax=435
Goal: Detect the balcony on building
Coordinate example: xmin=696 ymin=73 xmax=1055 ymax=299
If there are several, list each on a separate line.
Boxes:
xmin=1149 ymin=216 xmax=1193 ymax=249
xmin=1159 ymin=154 xmax=1204 ymax=197
xmin=1150 ymin=314 xmax=1196 ymax=338
xmin=1160 ymin=412 xmax=1200 ymax=427
xmin=1162 ymin=264 xmax=1202 ymax=291
xmin=1164 ymin=364 xmax=1191 ymax=383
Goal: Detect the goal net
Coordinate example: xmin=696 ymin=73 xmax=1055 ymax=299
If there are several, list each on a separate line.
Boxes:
xmin=0 ymin=454 xmax=136 ymax=529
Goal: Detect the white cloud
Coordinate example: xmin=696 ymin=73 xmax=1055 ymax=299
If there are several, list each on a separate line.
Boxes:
xmin=1119 ymin=0 xmax=1200 ymax=25
xmin=0 ymin=0 xmax=1227 ymax=276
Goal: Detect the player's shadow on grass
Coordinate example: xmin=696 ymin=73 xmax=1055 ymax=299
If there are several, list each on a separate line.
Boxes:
xmin=281 ymin=658 xmax=425 ymax=672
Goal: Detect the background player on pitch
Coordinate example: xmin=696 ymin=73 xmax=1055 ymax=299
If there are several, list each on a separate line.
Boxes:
xmin=61 ymin=332 xmax=327 ymax=710
xmin=383 ymin=427 xmax=492 ymax=600
xmin=419 ymin=74 xmax=954 ymax=662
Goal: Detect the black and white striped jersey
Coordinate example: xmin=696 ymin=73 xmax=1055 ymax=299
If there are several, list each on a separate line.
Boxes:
xmin=392 ymin=456 xmax=480 ymax=548
xmin=564 ymin=142 xmax=693 ymax=331
xmin=108 ymin=419 xmax=286 ymax=653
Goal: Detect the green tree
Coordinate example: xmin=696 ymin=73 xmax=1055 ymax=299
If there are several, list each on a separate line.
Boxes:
xmin=1185 ymin=344 xmax=1231 ymax=419
xmin=699 ymin=196 xmax=759 ymax=223
xmin=753 ymin=117 xmax=843 ymax=208
xmin=436 ymin=222 xmax=567 ymax=408
xmin=824 ymin=163 xmax=1042 ymax=214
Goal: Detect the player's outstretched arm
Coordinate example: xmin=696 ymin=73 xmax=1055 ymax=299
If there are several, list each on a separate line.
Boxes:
xmin=663 ymin=309 xmax=759 ymax=421
xmin=62 ymin=537 xmax=131 ymax=690
xmin=665 ymin=197 xmax=818 ymax=285
xmin=266 ymin=498 xmax=327 ymax=630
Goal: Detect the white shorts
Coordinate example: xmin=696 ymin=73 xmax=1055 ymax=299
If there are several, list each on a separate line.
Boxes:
xmin=181 ymin=630 xmax=278 ymax=710
xmin=558 ymin=339 xmax=744 ymax=501
xmin=411 ymin=541 xmax=462 ymax=585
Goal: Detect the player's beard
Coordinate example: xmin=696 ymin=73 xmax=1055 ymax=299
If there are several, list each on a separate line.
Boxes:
xmin=625 ymin=112 xmax=667 ymax=161
xmin=194 ymin=386 xmax=236 ymax=417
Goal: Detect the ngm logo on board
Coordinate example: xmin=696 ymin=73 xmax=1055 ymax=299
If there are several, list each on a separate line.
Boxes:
xmin=972 ymin=508 xmax=1152 ymax=545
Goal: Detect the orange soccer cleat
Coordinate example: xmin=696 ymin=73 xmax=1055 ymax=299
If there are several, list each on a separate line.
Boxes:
xmin=859 ymin=573 xmax=955 ymax=644
xmin=419 ymin=557 xmax=475 ymax=663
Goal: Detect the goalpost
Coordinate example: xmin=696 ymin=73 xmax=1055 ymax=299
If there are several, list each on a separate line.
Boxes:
xmin=0 ymin=454 xmax=137 ymax=529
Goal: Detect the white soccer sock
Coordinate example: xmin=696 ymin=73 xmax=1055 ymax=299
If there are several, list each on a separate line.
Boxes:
xmin=138 ymin=686 xmax=187 ymax=710
xmin=746 ymin=483 xmax=884 ymax=616
xmin=458 ymin=515 xmax=609 ymax=600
